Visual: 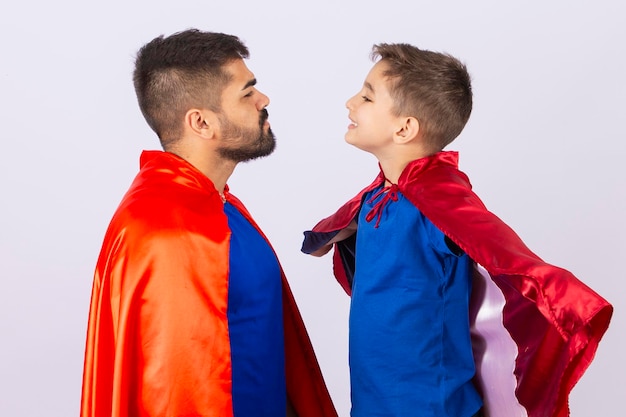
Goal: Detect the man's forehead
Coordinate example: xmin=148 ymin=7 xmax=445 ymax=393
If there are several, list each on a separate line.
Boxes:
xmin=223 ymin=59 xmax=255 ymax=89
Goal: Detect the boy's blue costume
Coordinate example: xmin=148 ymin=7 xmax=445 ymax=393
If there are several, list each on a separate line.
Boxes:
xmin=302 ymin=151 xmax=612 ymax=417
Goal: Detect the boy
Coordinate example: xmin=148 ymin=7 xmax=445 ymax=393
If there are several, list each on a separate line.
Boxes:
xmin=301 ymin=44 xmax=612 ymax=417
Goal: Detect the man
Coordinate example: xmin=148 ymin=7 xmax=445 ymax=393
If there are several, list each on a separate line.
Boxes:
xmin=81 ymin=29 xmax=337 ymax=417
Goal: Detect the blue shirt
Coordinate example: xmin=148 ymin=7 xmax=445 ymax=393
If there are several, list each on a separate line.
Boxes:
xmin=349 ymin=186 xmax=482 ymax=417
xmin=224 ymin=202 xmax=286 ymax=417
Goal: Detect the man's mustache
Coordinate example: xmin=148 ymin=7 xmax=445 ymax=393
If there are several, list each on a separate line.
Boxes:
xmin=259 ymin=108 xmax=269 ymax=125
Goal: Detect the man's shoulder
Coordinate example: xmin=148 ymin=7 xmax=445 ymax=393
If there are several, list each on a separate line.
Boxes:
xmin=104 ymin=179 xmax=226 ymax=246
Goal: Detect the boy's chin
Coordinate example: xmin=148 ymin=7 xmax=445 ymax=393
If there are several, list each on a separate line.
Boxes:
xmin=344 ymin=132 xmax=359 ymax=146
xmin=345 ymin=138 xmax=373 ymax=154
xmin=344 ymin=135 xmax=360 ymax=149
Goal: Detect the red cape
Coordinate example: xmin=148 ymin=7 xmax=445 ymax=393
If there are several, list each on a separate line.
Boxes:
xmin=82 ymin=150 xmax=337 ymax=417
xmin=302 ymin=151 xmax=612 ymax=417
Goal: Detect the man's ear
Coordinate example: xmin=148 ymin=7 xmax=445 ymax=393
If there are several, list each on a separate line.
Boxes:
xmin=393 ymin=116 xmax=420 ymax=145
xmin=185 ymin=108 xmax=217 ymax=139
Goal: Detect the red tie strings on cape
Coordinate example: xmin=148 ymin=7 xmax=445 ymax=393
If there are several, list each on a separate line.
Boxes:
xmin=365 ymin=178 xmax=399 ymax=228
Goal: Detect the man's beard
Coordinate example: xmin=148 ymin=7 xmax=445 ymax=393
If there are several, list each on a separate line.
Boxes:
xmin=217 ymin=109 xmax=276 ymax=163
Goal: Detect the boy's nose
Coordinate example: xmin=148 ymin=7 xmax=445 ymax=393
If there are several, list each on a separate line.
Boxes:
xmin=346 ymin=96 xmax=354 ymax=110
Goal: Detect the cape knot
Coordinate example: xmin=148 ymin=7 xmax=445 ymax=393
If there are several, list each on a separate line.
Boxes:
xmin=365 ymin=183 xmax=399 ymax=228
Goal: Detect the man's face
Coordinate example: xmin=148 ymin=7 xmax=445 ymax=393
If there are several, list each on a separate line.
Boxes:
xmin=216 ymin=59 xmax=275 ymax=162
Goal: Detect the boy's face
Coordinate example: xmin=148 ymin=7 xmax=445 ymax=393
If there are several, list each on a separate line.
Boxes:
xmin=345 ymin=60 xmax=402 ymax=154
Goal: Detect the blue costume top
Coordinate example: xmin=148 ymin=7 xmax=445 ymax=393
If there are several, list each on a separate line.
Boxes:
xmin=224 ymin=202 xmax=286 ymax=417
xmin=349 ymin=185 xmax=482 ymax=417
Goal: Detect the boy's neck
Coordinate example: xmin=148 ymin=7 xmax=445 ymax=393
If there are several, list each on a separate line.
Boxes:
xmin=377 ymin=150 xmax=434 ymax=184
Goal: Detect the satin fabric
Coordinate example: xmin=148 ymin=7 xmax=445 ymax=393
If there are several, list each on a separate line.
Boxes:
xmin=224 ymin=201 xmax=286 ymax=416
xmin=302 ymin=151 xmax=612 ymax=417
xmin=82 ymin=150 xmax=337 ymax=417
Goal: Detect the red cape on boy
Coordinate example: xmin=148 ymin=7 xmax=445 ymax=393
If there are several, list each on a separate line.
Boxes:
xmin=82 ymin=151 xmax=337 ymax=417
xmin=302 ymin=151 xmax=612 ymax=417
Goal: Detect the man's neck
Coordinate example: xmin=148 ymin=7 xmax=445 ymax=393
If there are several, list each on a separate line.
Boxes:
xmin=168 ymin=147 xmax=236 ymax=194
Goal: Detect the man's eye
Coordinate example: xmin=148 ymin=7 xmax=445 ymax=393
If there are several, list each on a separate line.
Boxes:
xmin=244 ymin=91 xmax=254 ymax=98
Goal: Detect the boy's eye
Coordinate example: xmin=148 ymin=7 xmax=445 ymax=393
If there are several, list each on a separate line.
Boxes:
xmin=361 ymin=96 xmax=372 ymax=102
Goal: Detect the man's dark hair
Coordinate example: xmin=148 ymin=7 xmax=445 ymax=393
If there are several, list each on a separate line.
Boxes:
xmin=371 ymin=43 xmax=472 ymax=152
xmin=133 ymin=29 xmax=249 ymax=149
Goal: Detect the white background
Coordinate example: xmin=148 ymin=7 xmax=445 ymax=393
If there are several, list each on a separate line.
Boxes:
xmin=1 ymin=1 xmax=624 ymax=416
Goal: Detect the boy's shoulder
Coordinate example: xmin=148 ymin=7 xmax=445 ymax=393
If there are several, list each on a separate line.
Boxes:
xmin=401 ymin=151 xmax=472 ymax=191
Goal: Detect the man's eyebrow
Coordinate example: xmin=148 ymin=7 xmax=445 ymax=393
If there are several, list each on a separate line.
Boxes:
xmin=242 ymin=78 xmax=257 ymax=90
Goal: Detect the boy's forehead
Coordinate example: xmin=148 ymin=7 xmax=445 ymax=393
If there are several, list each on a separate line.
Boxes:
xmin=364 ymin=61 xmax=391 ymax=92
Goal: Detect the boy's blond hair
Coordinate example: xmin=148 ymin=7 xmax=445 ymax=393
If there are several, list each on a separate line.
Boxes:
xmin=372 ymin=43 xmax=472 ymax=152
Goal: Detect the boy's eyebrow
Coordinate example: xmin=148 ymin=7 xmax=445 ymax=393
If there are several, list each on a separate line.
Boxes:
xmin=364 ymin=81 xmax=375 ymax=94
xmin=242 ymin=78 xmax=257 ymax=90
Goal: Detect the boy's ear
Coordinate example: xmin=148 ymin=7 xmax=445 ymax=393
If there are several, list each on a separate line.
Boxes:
xmin=185 ymin=108 xmax=218 ymax=139
xmin=393 ymin=116 xmax=420 ymax=145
